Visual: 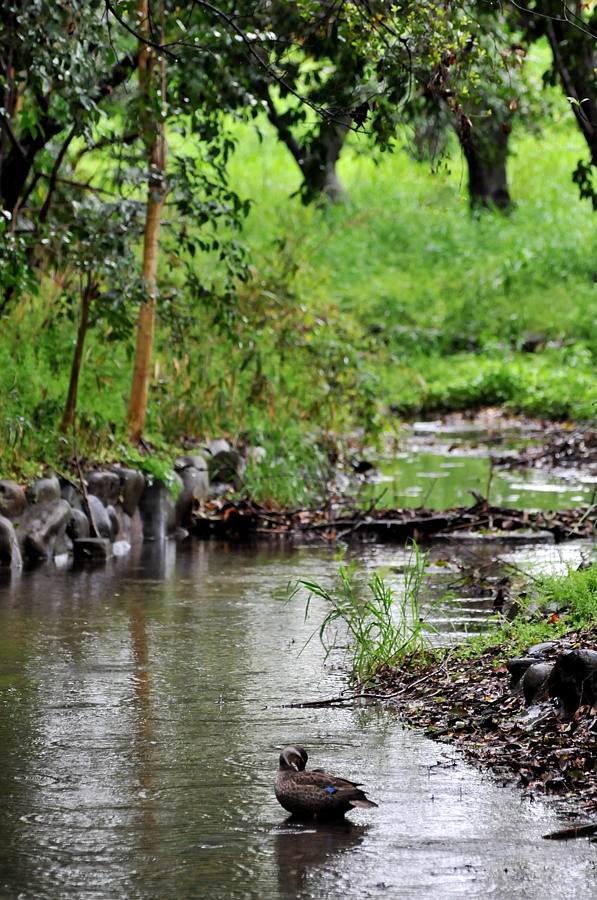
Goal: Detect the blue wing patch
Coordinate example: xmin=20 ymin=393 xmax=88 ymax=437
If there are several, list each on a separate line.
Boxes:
xmin=325 ymin=786 xmax=337 ymax=794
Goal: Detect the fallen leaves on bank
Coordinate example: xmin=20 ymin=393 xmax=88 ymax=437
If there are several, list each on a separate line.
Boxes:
xmin=372 ymin=629 xmax=597 ymax=821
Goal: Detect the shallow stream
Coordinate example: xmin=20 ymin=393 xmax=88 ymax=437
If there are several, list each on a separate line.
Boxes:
xmin=1 ymin=540 xmax=596 ymax=899
xmin=358 ymin=418 xmax=597 ymax=510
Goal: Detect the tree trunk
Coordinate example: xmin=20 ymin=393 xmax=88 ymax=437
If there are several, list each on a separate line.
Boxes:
xmin=264 ymin=96 xmax=348 ymax=204
xmin=126 ymin=0 xmax=167 ymax=444
xmin=545 ymin=9 xmax=597 ymax=164
xmin=127 ymin=191 xmax=165 ymax=442
xmin=1 ymin=114 xmax=63 ymax=215
xmin=300 ymin=119 xmax=349 ymax=203
xmin=459 ymin=117 xmax=512 ymax=211
xmin=60 ymin=274 xmax=96 ymax=434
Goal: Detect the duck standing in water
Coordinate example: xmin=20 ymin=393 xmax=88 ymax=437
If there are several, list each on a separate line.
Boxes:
xmin=275 ymin=745 xmax=378 ymax=819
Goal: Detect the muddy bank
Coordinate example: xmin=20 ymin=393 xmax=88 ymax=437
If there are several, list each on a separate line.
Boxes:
xmin=373 ymin=628 xmax=597 ymax=824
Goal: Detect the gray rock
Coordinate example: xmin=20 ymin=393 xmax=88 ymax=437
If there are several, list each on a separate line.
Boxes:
xmin=86 ymin=495 xmax=114 ymax=541
xmin=61 ymin=483 xmax=85 ymax=511
xmin=0 ymin=479 xmax=26 ymax=519
xmin=73 ymin=538 xmax=113 ymax=561
xmin=523 ymin=661 xmax=554 ymax=705
xmin=0 ymin=514 xmax=21 ymax=567
xmin=107 ymin=505 xmax=120 ymax=538
xmin=549 ymin=648 xmax=597 ymax=715
xmin=208 ymin=438 xmax=231 ymax=456
xmin=111 ymin=467 xmax=146 ymax=517
xmin=176 ymin=454 xmax=208 ymax=473
xmin=27 ymin=474 xmax=61 ymax=505
xmin=506 ymin=657 xmax=538 ymax=683
xmin=67 ymin=507 xmax=90 ymax=541
xmin=176 ymin=461 xmax=210 ymax=523
xmin=18 ymin=498 xmax=71 ymax=560
xmin=137 ymin=477 xmax=180 ymax=541
xmin=527 ymin=641 xmax=558 ymax=658
xmin=86 ymin=470 xmax=121 ymax=507
xmin=208 ymin=449 xmax=245 ymax=488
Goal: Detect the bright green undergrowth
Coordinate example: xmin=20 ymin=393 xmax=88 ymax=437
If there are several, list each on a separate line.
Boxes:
xmin=458 ymin=561 xmax=597 ymax=662
xmin=2 ymin=105 xmax=597 ymax=489
xmin=228 ymin=112 xmax=597 ymax=426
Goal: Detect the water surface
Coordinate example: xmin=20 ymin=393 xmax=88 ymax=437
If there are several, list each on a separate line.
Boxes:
xmin=1 ymin=541 xmax=596 ymax=899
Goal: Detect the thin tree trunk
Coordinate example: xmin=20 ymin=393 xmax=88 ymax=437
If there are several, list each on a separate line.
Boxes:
xmin=60 ymin=273 xmax=96 ymax=434
xmin=127 ymin=192 xmax=164 ymax=442
xmin=126 ymin=0 xmax=167 ymax=444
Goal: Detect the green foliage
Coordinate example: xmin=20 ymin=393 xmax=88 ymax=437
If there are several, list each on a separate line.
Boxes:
xmin=3 ymin=3 xmax=597 ymax=493
xmin=294 ymin=542 xmax=449 ymax=685
xmin=459 ymin=560 xmax=597 ymax=661
xmin=238 ymin=427 xmax=333 ymax=508
xmin=125 ymin=449 xmax=180 ymax=498
xmin=533 ymin=563 xmax=597 ymax=630
xmin=395 ymin=348 xmax=597 ymax=420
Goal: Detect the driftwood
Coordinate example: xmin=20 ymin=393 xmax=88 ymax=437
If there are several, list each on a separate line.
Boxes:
xmin=188 ymin=497 xmax=596 ymax=543
xmin=543 ymin=823 xmax=597 ymax=840
xmin=279 ymin=694 xmax=359 ymax=709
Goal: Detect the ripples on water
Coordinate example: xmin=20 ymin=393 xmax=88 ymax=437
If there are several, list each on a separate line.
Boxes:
xmin=1 ymin=540 xmax=596 ymax=899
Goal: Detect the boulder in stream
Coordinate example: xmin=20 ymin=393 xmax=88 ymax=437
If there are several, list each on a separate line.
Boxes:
xmin=0 ymin=514 xmax=21 ymax=567
xmin=548 ymin=648 xmax=597 ymax=715
xmin=175 ymin=455 xmax=209 ymax=523
xmin=67 ymin=507 xmax=90 ymax=541
xmin=0 ymin=479 xmax=26 ymax=520
xmin=18 ymin=498 xmax=71 ymax=561
xmin=111 ymin=467 xmax=146 ymax=516
xmin=207 ymin=440 xmax=245 ymax=490
xmin=86 ymin=494 xmax=115 ymax=541
xmin=86 ymin=470 xmax=121 ymax=508
xmin=27 ymin=474 xmax=61 ymax=505
xmin=73 ymin=537 xmax=113 ymax=561
xmin=137 ymin=477 xmax=181 ymax=541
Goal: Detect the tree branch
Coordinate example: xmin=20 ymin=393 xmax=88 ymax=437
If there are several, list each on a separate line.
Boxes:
xmin=104 ymin=0 xmax=179 ymax=59
xmin=38 ymin=124 xmax=78 ymax=225
xmin=189 ymin=0 xmax=358 ymax=127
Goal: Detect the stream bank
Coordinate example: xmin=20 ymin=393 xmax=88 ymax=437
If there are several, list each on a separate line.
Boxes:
xmin=2 ymin=410 xmax=597 ymax=566
xmin=374 ymin=623 xmax=597 ymax=830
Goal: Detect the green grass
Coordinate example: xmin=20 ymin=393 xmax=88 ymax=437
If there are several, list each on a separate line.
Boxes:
xmin=292 ymin=550 xmax=597 ymax=680
xmin=226 ymin=108 xmax=597 ymax=428
xmin=2 ymin=101 xmax=597 ymax=489
xmin=455 ymin=561 xmax=597 ymax=662
xmin=294 ymin=541 xmax=449 ymax=686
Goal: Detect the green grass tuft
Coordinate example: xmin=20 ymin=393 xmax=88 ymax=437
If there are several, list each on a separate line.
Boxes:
xmin=294 ymin=541 xmax=451 ymax=685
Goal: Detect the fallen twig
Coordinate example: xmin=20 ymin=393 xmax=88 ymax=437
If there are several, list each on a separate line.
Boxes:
xmin=542 ymin=823 xmax=597 ymax=840
xmin=279 ymin=694 xmax=360 ymax=709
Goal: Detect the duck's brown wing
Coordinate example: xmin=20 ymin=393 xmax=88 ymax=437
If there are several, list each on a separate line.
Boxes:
xmin=296 ymin=771 xmax=378 ymax=809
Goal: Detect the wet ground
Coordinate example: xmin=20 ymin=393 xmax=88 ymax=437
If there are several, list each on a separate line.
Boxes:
xmin=375 ymin=624 xmax=597 ymax=825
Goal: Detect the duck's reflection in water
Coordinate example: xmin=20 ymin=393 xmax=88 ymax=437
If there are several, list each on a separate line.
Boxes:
xmin=273 ymin=818 xmax=370 ymax=894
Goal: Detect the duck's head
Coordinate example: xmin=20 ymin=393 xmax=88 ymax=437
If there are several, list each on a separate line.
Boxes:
xmin=279 ymin=745 xmax=308 ymax=772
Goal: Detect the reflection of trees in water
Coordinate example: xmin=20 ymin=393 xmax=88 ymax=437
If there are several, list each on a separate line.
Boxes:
xmin=274 ymin=819 xmax=369 ymax=895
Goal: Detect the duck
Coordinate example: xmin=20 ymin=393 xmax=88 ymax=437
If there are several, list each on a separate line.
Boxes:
xmin=275 ymin=745 xmax=378 ymax=819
